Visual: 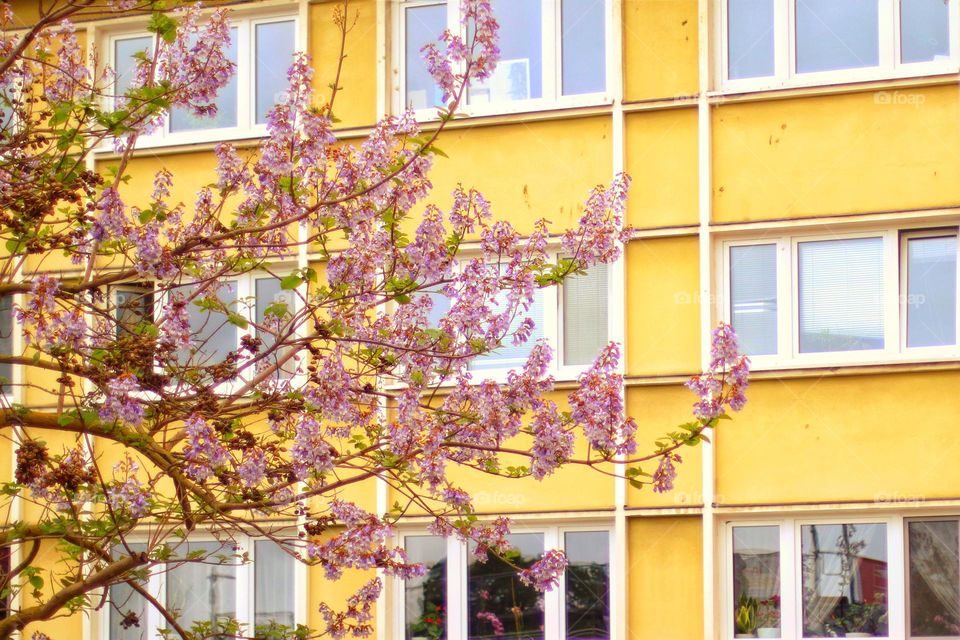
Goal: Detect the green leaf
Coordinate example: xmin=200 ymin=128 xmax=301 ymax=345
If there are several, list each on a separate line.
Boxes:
xmin=227 ymin=312 xmax=249 ymax=329
xmin=148 ymin=12 xmax=178 ymax=43
xmin=29 ymin=575 xmax=43 ymax=590
xmin=280 ymin=274 xmax=302 ymax=290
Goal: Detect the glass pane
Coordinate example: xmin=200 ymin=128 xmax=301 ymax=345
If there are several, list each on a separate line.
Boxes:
xmin=254 ymin=540 xmax=296 ymax=632
xmin=177 ymin=281 xmax=239 ymax=365
xmin=729 ymin=244 xmax=778 ymax=356
xmin=801 ymin=523 xmax=888 ymax=638
xmin=255 ymin=21 xmax=296 ymax=124
xmin=470 ymin=0 xmax=542 ymax=103
xmin=114 ymin=36 xmax=153 ymax=101
xmin=115 ymin=288 xmax=154 ymax=337
xmin=255 ymin=277 xmax=294 ymax=350
xmin=565 ymin=531 xmax=610 ymax=639
xmin=165 ymin=541 xmax=237 ymax=633
xmin=563 ymin=263 xmax=608 ymax=366
xmin=732 ymin=526 xmax=780 ymax=637
xmin=727 ymin=0 xmax=775 ymax=79
xmin=109 ymin=543 xmax=148 ymax=640
xmin=796 ymin=0 xmax=880 ymax=73
xmin=909 ymin=520 xmax=960 ymax=637
xmin=561 ymin=0 xmax=605 ymax=95
xmin=170 ymin=27 xmax=238 ymax=131
xmin=405 ymin=4 xmax=447 ymax=110
xmin=468 ymin=533 xmax=544 ymax=640
xmin=469 ymin=288 xmax=546 ymax=372
xmin=907 ymin=235 xmax=957 ymax=348
xmin=0 ymin=294 xmax=12 ymax=386
xmin=798 ymin=237 xmax=884 ymax=353
xmin=901 ymin=0 xmax=951 ymax=64
xmin=405 ymin=536 xmax=446 ymax=640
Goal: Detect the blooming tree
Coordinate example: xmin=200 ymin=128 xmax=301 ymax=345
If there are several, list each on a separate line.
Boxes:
xmin=0 ymin=1 xmax=749 ymax=639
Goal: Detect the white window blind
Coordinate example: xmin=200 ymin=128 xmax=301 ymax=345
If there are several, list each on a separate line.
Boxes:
xmin=729 ymin=244 xmax=778 ymax=356
xmin=798 ymin=237 xmax=885 ymax=353
xmin=906 ymin=234 xmax=957 ymax=348
xmin=562 ymin=263 xmax=608 ymax=366
xmin=254 ymin=541 xmax=296 ymax=630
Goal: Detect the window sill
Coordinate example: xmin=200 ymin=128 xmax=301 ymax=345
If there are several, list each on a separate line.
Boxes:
xmin=711 ymin=67 xmax=960 ymax=103
xmin=93 ymin=125 xmax=271 ymax=157
xmin=746 ymin=351 xmax=960 ymax=376
xmin=407 ymin=93 xmax=614 ymax=125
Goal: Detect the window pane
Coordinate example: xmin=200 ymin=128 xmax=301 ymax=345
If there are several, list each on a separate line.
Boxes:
xmin=468 ymin=533 xmax=544 ymax=640
xmin=909 ymin=520 xmax=960 ymax=637
xmin=405 ymin=4 xmax=447 ymax=110
xmin=177 ymin=281 xmax=239 ymax=365
xmin=901 ymin=0 xmax=951 ymax=64
xmin=727 ymin=0 xmax=775 ymax=79
xmin=0 ymin=294 xmax=12 ymax=387
xmin=470 ymin=0 xmax=542 ymax=103
xmin=255 ymin=21 xmax=296 ymax=124
xmin=565 ymin=531 xmax=610 ymax=639
xmin=169 ymin=28 xmax=238 ymax=132
xmin=800 ymin=523 xmax=888 ymax=638
xmin=254 ymin=540 xmax=296 ymax=632
xmin=109 ymin=543 xmax=148 ymax=640
xmin=907 ymin=235 xmax=957 ymax=348
xmin=732 ymin=526 xmax=780 ymax=637
xmin=255 ymin=277 xmax=294 ymax=351
xmin=114 ymin=36 xmax=153 ymax=101
xmin=798 ymin=237 xmax=884 ymax=353
xmin=563 ymin=263 xmax=608 ymax=366
xmin=115 ymin=288 xmax=154 ymax=337
xmin=729 ymin=244 xmax=778 ymax=356
xmin=165 ymin=541 xmax=237 ymax=632
xmin=796 ymin=0 xmax=879 ymax=73
xmin=469 ymin=288 xmax=546 ymax=372
xmin=561 ymin=0 xmax=605 ymax=95
xmin=405 ymin=536 xmax=446 ymax=640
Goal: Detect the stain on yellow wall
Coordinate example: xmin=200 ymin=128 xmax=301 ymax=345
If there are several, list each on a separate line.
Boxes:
xmin=623 ymin=0 xmax=699 ymax=102
xmin=713 ymin=86 xmax=960 ymax=222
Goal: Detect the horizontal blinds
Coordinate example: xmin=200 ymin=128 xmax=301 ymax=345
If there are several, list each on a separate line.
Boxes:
xmin=470 ymin=287 xmax=546 ymax=372
xmin=729 ymin=244 xmax=778 ymax=356
xmin=798 ymin=237 xmax=884 ymax=353
xmin=562 ymin=263 xmax=608 ymax=366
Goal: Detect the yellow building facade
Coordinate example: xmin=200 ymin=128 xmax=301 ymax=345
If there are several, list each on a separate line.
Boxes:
xmin=7 ymin=1 xmax=960 ymax=639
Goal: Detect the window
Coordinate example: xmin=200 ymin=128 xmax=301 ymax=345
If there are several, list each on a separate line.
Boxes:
xmin=400 ymin=526 xmax=611 ymax=640
xmin=107 ymin=13 xmax=297 ymax=147
xmin=907 ymin=518 xmax=960 ymax=637
xmin=721 ymin=0 xmax=959 ymax=91
xmin=397 ymin=0 xmax=609 ymax=117
xmin=726 ymin=519 xmax=893 ymax=640
xmin=106 ymin=537 xmax=298 ymax=640
xmin=0 ymin=294 xmax=13 ymax=392
xmin=463 ymin=261 xmax=609 ymax=377
xmin=722 ymin=226 xmax=960 ymax=368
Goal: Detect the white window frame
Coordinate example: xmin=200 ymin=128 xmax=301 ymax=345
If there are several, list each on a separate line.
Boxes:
xmin=97 ymin=530 xmax=307 ymax=640
xmin=156 ymin=266 xmax=304 ymax=392
xmin=395 ymin=522 xmax=615 ymax=640
xmin=722 ymin=515 xmax=908 ymax=640
xmin=718 ymin=223 xmax=960 ymax=370
xmin=100 ymin=9 xmax=301 ymax=150
xmin=410 ymin=251 xmax=612 ymax=383
xmin=0 ymin=290 xmax=22 ymax=404
xmin=393 ymin=0 xmax=614 ymax=120
xmin=716 ymin=0 xmax=960 ymax=93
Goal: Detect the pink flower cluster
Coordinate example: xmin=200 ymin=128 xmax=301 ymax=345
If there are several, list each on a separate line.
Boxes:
xmin=686 ymin=323 xmax=751 ymax=421
xmin=518 ymin=549 xmax=568 ymax=592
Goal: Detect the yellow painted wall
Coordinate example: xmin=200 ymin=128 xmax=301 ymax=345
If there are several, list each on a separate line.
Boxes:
xmin=625 ymin=384 xmax=703 ymax=508
xmin=622 ymin=0 xmax=699 ymax=102
xmin=625 ymin=236 xmax=701 ymax=376
xmin=627 ymin=516 xmax=703 ymax=640
xmin=625 ymin=108 xmax=699 ymax=229
xmin=310 ymin=0 xmax=379 ymax=130
xmin=425 ymin=117 xmax=614 ymax=235
xmin=717 ymin=369 xmax=960 ymax=504
xmin=713 ymin=86 xmax=960 ymax=222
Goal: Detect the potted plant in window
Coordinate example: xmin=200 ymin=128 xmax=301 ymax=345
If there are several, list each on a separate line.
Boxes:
xmin=826 ymin=601 xmax=886 ymax=638
xmin=410 ymin=603 xmax=445 ymax=640
xmin=756 ymin=596 xmax=781 ymax=638
xmin=735 ymin=593 xmax=758 ymax=638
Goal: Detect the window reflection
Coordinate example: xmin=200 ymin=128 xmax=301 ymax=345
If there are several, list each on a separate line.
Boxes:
xmin=909 ymin=520 xmax=960 ymax=637
xmin=406 ymin=536 xmax=447 ymax=640
xmin=468 ymin=533 xmax=544 ymax=640
xmin=565 ymin=531 xmax=610 ymax=639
